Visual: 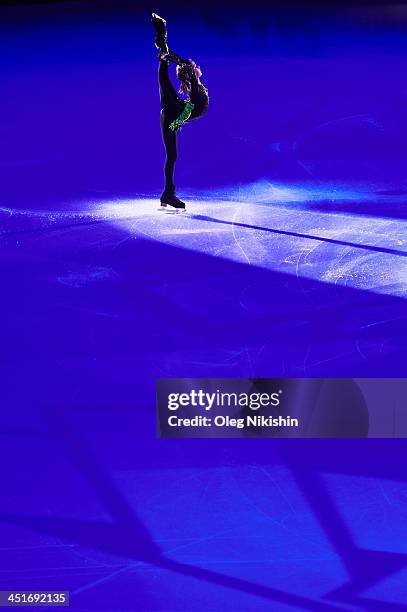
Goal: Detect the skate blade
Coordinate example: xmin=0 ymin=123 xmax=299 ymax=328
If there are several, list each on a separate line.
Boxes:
xmin=158 ymin=209 xmax=186 ymax=214
xmin=158 ymin=204 xmax=186 ymax=212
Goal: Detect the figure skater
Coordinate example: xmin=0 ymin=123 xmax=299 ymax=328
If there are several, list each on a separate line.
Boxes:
xmin=151 ymin=13 xmax=209 ymax=209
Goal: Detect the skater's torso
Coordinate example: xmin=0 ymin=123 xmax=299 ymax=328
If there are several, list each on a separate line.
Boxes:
xmin=161 ymin=77 xmax=208 ymax=125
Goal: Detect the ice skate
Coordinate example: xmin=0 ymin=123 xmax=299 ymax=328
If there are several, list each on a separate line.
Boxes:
xmin=160 ymin=193 xmax=186 ymax=209
xmin=151 ymin=13 xmax=168 ymax=54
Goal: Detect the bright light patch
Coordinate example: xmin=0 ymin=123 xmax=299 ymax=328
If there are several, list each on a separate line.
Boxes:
xmin=96 ymin=193 xmax=406 ymax=301
xmin=204 ymin=179 xmax=395 ymax=205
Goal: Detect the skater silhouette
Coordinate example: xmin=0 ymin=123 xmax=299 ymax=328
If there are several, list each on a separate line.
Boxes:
xmin=152 ymin=13 xmax=209 ymax=209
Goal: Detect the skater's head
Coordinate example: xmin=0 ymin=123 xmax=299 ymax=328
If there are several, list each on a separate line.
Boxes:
xmin=176 ymin=61 xmax=202 ymax=93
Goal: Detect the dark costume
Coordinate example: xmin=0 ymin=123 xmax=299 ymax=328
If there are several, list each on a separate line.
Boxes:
xmin=152 ymin=14 xmax=209 ymax=208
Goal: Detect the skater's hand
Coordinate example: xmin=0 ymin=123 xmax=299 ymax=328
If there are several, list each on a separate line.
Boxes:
xmin=159 ymin=51 xmax=170 ymax=61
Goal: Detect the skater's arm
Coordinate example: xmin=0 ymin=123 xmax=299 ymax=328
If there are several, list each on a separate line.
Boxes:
xmin=185 ymin=61 xmax=207 ymax=98
xmin=188 ymin=69 xmax=208 ymax=105
xmin=189 ymin=70 xmax=200 ymax=94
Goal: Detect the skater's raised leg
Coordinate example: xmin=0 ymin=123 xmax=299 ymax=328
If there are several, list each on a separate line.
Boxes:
xmin=158 ymin=58 xmax=179 ymax=112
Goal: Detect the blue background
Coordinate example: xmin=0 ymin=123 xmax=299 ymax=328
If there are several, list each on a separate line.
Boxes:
xmin=0 ymin=1 xmax=406 ymax=609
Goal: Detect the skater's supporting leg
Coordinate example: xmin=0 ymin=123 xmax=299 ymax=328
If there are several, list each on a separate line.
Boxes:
xmin=158 ymin=59 xmax=185 ymax=203
xmin=160 ymin=116 xmax=177 ymax=196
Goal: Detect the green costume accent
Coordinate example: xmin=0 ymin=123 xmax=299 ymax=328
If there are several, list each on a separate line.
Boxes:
xmin=169 ymin=100 xmax=195 ymax=132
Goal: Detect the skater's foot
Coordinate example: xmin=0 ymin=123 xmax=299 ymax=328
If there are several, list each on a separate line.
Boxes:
xmin=160 ymin=193 xmax=186 ymax=209
xmin=152 ymin=12 xmax=166 ymax=25
xmin=151 ymin=13 xmax=168 ymax=54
